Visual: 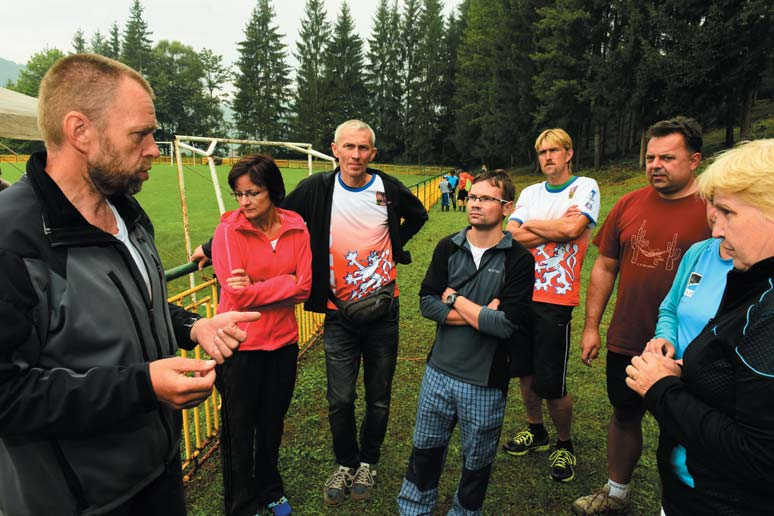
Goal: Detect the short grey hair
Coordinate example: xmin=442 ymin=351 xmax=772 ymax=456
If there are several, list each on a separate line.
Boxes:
xmin=334 ymin=119 xmax=376 ymax=146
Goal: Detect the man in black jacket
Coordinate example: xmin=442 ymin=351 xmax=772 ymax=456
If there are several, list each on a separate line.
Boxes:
xmin=0 ymin=54 xmax=259 ymax=516
xmin=194 ymin=120 xmax=428 ymax=506
xmin=282 ymin=120 xmax=428 ymax=506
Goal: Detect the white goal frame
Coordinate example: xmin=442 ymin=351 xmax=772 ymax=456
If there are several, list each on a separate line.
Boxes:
xmin=156 ymin=141 xmax=174 ymax=165
xmin=172 ymin=135 xmax=337 ymax=284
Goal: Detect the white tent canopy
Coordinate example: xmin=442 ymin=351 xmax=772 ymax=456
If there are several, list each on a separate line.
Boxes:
xmin=0 ymin=87 xmax=42 ymax=141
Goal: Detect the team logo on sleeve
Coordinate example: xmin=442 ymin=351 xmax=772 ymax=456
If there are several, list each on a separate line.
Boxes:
xmin=585 ymin=189 xmax=597 ymax=211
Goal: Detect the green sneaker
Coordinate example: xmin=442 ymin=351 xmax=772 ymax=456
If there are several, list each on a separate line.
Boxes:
xmin=502 ymin=429 xmax=550 ymax=456
xmin=571 ymin=484 xmax=632 ymax=515
xmin=549 ymin=448 xmax=576 ymax=482
xmin=351 ymin=462 xmax=376 ymax=501
xmin=323 ymin=466 xmax=354 ymax=507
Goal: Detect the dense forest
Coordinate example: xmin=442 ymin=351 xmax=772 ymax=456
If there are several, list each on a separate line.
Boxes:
xmin=6 ymin=0 xmax=773 ymax=168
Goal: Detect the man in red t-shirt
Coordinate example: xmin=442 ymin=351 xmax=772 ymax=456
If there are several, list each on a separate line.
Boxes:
xmin=571 ymin=117 xmax=712 ymax=516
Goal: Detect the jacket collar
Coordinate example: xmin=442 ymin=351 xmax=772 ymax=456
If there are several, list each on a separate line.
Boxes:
xmin=220 ymin=206 xmax=306 ymax=236
xmin=26 ymin=151 xmax=149 ymax=247
xmin=451 ymin=226 xmax=514 ymax=251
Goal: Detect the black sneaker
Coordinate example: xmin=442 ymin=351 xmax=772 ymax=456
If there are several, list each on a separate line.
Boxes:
xmin=549 ymin=448 xmax=577 ymax=482
xmin=502 ymin=429 xmax=550 ymax=456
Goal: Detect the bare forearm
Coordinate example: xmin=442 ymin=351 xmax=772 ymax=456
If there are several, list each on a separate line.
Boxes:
xmin=584 ymin=258 xmax=618 ymax=330
xmin=453 ymin=296 xmax=482 ymax=330
xmin=444 ymin=309 xmax=469 ymax=326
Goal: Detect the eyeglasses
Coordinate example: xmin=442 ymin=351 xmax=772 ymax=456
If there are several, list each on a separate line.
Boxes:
xmin=231 ymin=190 xmax=264 ymax=201
xmin=468 ymin=194 xmax=510 ymax=205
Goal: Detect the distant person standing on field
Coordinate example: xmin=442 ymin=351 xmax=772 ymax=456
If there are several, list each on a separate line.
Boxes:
xmin=440 ymin=175 xmax=451 ymax=211
xmin=457 ymin=169 xmax=474 ymax=210
xmin=448 ymin=169 xmax=459 ymax=210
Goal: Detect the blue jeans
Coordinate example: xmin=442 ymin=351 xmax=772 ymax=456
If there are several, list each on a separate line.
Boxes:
xmin=323 ymin=298 xmax=400 ymax=468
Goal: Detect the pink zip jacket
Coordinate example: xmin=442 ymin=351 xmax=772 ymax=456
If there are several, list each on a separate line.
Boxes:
xmin=212 ymin=207 xmax=312 ymax=351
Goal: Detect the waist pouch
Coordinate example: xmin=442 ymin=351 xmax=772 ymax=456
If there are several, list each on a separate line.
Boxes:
xmin=329 ymin=282 xmax=396 ymax=324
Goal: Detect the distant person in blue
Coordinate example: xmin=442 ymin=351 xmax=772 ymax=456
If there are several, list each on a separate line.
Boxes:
xmin=626 ymin=139 xmax=774 ymax=516
xmin=447 ymin=170 xmax=459 ymax=210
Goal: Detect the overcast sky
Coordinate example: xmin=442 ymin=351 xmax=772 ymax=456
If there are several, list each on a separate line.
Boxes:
xmin=4 ymin=0 xmax=459 ymax=68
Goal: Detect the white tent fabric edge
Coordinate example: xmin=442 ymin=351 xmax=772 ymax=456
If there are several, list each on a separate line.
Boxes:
xmin=0 ymin=87 xmax=42 ymax=141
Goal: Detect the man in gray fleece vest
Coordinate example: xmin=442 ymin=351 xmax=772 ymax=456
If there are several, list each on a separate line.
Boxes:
xmin=397 ymin=170 xmax=535 ymax=515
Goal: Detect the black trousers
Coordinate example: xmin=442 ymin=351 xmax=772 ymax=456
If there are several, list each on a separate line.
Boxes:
xmin=104 ymin=455 xmax=186 ymax=516
xmin=216 ymin=345 xmax=299 ymax=516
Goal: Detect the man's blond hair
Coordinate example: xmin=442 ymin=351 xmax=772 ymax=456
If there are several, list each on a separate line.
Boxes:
xmin=38 ymin=53 xmax=154 ymax=147
xmin=534 ymin=128 xmax=573 ymax=151
xmin=697 ymin=139 xmax=774 ymax=217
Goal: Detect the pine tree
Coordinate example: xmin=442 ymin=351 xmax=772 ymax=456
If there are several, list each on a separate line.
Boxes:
xmin=399 ymin=0 xmax=423 ymax=160
xmin=199 ymin=48 xmax=231 ymax=136
xmin=453 ymin=0 xmax=514 ymax=167
xmin=365 ymin=0 xmax=403 ymax=160
xmin=232 ymin=0 xmax=291 ymax=142
xmin=322 ymin=2 xmax=369 ymax=138
xmin=292 ymin=0 xmax=331 ymax=151
xmin=90 ymin=30 xmax=112 ymax=56
xmin=72 ymin=29 xmax=87 ymax=54
xmin=121 ymin=0 xmax=153 ymax=74
xmin=107 ymin=21 xmax=122 ymax=59
xmin=406 ymin=0 xmax=447 ymax=163
xmin=437 ymin=1 xmax=469 ymax=163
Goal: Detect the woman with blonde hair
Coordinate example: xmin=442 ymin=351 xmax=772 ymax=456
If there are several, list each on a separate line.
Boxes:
xmin=626 ymin=139 xmax=774 ymax=516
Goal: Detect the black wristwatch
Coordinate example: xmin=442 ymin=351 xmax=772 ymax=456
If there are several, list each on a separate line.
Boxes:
xmin=445 ymin=293 xmax=459 ymax=308
xmin=183 ymin=314 xmax=203 ymax=337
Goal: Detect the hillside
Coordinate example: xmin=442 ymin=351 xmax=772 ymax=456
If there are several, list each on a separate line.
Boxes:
xmin=0 ymin=57 xmax=24 ymax=87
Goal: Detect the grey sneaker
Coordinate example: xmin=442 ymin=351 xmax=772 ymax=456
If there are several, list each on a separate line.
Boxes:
xmin=571 ymin=484 xmax=632 ymax=515
xmin=351 ymin=462 xmax=377 ymax=501
xmin=323 ymin=465 xmax=354 ymax=506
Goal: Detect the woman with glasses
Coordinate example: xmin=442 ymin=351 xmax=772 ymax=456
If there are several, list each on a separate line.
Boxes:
xmin=626 ymin=139 xmax=774 ymax=516
xmin=212 ymin=155 xmax=311 ymax=516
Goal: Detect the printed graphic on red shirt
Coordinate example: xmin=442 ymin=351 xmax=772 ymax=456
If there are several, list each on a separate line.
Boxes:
xmin=629 ymin=220 xmax=682 ymax=270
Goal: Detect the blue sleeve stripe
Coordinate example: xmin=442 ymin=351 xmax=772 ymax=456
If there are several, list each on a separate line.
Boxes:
xmin=736 ymin=347 xmax=774 ymax=378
